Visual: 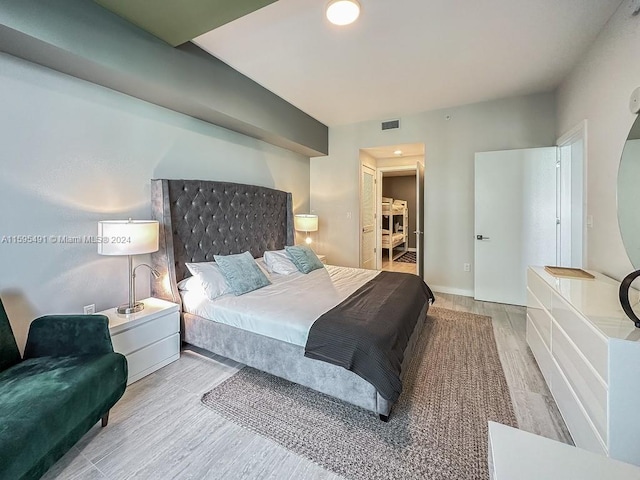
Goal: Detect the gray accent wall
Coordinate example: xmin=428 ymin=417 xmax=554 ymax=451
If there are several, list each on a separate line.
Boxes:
xmin=0 ymin=0 xmax=328 ymax=157
xmin=0 ymin=53 xmax=310 ymax=351
xmin=382 ymin=176 xmax=417 ymax=249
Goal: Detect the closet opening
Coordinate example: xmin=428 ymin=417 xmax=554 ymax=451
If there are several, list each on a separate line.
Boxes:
xmin=359 ymin=143 xmax=425 ymax=278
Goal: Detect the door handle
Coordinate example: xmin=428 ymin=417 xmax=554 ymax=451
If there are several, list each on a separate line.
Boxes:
xmin=476 ymin=235 xmax=490 ymax=240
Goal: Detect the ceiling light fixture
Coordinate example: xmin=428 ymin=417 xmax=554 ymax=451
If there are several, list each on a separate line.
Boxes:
xmin=326 ymin=0 xmax=361 ymax=26
xmin=394 ymin=150 xmax=403 ymax=156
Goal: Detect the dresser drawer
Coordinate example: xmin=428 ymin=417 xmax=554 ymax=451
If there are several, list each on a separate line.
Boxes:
xmin=126 ymin=332 xmax=180 ymax=384
xmin=552 ymin=323 xmax=608 ymax=443
xmin=526 ymin=317 xmax=553 ymax=386
xmin=528 ymin=269 xmax=554 ymax=311
xmin=111 ymin=311 xmax=179 ymax=355
xmin=527 ymin=289 xmax=552 ymax=348
xmin=551 ymin=292 xmax=608 ymax=382
xmin=549 ymin=359 xmax=607 ymax=456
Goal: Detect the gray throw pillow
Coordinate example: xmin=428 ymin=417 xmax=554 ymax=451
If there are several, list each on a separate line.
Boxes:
xmin=213 ymin=251 xmax=271 ymax=295
xmin=285 ymin=245 xmax=324 ymax=274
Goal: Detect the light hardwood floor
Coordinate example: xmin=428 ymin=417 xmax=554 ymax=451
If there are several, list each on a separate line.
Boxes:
xmin=44 ymin=293 xmax=571 ymax=480
xmin=381 ymin=257 xmax=417 ymax=274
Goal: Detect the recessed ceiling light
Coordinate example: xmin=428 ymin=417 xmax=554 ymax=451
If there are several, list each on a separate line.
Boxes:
xmin=394 ymin=150 xmax=403 ymax=156
xmin=326 ymin=0 xmax=361 ymax=26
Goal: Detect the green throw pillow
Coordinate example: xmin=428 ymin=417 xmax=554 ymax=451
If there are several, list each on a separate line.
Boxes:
xmin=285 ymin=245 xmax=324 ymax=274
xmin=213 ymin=251 xmax=271 ymax=295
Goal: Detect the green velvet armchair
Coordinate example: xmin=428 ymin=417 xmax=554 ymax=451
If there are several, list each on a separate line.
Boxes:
xmin=0 ymin=299 xmax=127 ymax=480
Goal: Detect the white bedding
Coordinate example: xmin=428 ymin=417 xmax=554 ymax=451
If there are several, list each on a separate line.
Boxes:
xmin=181 ymin=264 xmax=380 ymax=347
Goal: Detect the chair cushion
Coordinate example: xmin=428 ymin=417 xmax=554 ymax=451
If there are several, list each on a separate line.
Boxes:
xmin=0 ymin=299 xmax=21 ymax=373
xmin=0 ymin=353 xmax=127 ymax=480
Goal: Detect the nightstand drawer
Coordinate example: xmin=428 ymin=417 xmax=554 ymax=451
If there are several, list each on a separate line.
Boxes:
xmin=111 ymin=311 xmax=179 ymax=355
xmin=126 ymin=333 xmax=180 ymax=384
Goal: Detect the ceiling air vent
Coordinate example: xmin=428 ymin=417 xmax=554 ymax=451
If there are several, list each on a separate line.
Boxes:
xmin=381 ymin=119 xmax=400 ymax=131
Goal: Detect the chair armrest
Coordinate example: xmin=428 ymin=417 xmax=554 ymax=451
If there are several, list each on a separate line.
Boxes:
xmin=23 ymin=315 xmax=114 ymax=359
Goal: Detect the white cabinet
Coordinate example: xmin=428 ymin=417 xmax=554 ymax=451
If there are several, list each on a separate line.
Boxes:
xmin=99 ymin=297 xmax=180 ymax=385
xmin=488 ymin=422 xmax=640 ymax=480
xmin=526 ymin=267 xmax=640 ymax=465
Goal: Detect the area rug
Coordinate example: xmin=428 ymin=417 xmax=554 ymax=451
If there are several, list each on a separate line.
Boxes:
xmin=395 ymin=251 xmax=416 ymax=263
xmin=201 ymin=307 xmax=517 ymax=480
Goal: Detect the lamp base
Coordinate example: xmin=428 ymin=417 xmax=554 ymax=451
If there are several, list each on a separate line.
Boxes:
xmin=116 ymin=302 xmax=145 ymax=315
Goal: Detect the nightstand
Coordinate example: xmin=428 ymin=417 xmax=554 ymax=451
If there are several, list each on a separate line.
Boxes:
xmin=316 ymin=254 xmax=327 ymax=264
xmin=98 ymin=297 xmax=180 ymax=385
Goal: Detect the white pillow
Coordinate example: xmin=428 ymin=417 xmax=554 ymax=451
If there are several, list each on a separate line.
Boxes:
xmin=177 ymin=275 xmax=205 ymax=293
xmin=185 ymin=262 xmax=232 ymax=300
xmin=263 ymin=249 xmax=299 ymax=275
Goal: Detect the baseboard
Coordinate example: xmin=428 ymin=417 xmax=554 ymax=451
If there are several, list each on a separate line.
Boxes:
xmin=430 ymin=285 xmax=475 ymax=298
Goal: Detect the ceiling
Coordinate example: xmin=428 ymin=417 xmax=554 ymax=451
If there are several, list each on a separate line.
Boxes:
xmin=362 ymin=143 xmax=425 ymax=159
xmin=194 ymin=0 xmax=622 ymax=126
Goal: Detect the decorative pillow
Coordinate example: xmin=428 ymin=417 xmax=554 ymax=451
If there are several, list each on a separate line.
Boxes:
xmin=213 ymin=251 xmax=271 ymax=295
xmin=285 ymin=245 xmax=324 ymax=274
xmin=185 ymin=262 xmax=231 ymax=300
xmin=263 ymin=249 xmax=299 ymax=275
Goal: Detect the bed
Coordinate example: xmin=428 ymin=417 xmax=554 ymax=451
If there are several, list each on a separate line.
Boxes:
xmin=150 ymin=179 xmax=433 ymax=420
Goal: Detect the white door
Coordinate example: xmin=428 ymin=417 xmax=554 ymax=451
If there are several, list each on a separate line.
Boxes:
xmin=416 ymin=161 xmax=425 ymax=278
xmin=361 ymin=165 xmax=376 ymax=269
xmin=475 ymin=147 xmax=557 ymax=305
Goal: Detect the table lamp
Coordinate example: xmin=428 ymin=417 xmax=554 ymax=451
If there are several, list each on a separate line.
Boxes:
xmin=98 ymin=219 xmax=160 ymax=314
xmin=294 ymin=214 xmax=318 ymax=245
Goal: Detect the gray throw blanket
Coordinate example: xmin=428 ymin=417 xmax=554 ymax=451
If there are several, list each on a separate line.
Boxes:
xmin=304 ymin=271 xmax=434 ymax=402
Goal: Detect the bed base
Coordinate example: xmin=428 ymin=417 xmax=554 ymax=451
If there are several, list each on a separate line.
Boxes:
xmin=183 ymin=301 xmax=428 ymax=418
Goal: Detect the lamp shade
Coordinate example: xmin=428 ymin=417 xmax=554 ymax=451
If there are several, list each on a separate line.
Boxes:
xmin=294 ymin=214 xmax=318 ymax=232
xmin=97 ymin=220 xmax=159 ymax=256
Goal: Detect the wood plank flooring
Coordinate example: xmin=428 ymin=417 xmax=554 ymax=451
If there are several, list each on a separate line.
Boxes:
xmin=43 ymin=293 xmax=571 ymax=480
xmin=381 ymin=258 xmax=417 ymax=274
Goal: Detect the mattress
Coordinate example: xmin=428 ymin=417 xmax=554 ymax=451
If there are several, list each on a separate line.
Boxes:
xmin=382 ymin=232 xmax=405 ymax=245
xmin=181 ymin=265 xmax=380 ymax=347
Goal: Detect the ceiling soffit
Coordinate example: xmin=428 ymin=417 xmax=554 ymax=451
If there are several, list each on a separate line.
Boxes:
xmin=94 ymin=0 xmax=277 ymax=46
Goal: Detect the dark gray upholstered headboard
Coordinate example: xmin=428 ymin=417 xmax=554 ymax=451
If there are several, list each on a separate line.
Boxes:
xmin=150 ymin=179 xmax=294 ymax=304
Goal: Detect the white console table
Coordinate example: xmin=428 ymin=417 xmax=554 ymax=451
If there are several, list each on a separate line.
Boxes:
xmin=489 ymin=422 xmax=640 ymax=479
xmin=526 ymin=266 xmax=640 ymax=466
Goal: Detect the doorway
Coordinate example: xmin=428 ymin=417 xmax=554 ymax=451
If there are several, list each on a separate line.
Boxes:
xmin=380 ymin=168 xmax=417 ymax=275
xmin=359 ymin=143 xmax=425 ymax=277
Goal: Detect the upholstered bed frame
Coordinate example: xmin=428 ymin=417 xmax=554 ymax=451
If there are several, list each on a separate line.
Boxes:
xmin=150 ymin=179 xmax=426 ymax=419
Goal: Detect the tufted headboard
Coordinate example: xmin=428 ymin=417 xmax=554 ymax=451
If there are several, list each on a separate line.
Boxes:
xmin=150 ymin=179 xmax=294 ymax=304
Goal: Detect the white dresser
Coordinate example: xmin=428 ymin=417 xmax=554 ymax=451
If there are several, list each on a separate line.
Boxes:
xmin=100 ymin=297 xmax=180 ymax=385
xmin=526 ymin=266 xmax=640 ymax=466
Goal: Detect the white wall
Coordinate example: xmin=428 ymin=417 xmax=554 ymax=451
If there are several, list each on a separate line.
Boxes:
xmin=556 ymin=0 xmax=640 ymax=279
xmin=311 ymin=92 xmax=556 ymax=296
xmin=0 ymin=53 xmax=310 ymax=348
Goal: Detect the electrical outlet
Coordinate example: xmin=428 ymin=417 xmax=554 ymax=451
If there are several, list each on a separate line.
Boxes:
xmin=463 ymin=263 xmax=471 ymax=272
xmin=83 ymin=304 xmax=95 ymax=315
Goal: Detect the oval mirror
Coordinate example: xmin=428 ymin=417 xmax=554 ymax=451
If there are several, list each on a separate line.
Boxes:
xmin=618 ymin=115 xmax=640 ymax=267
